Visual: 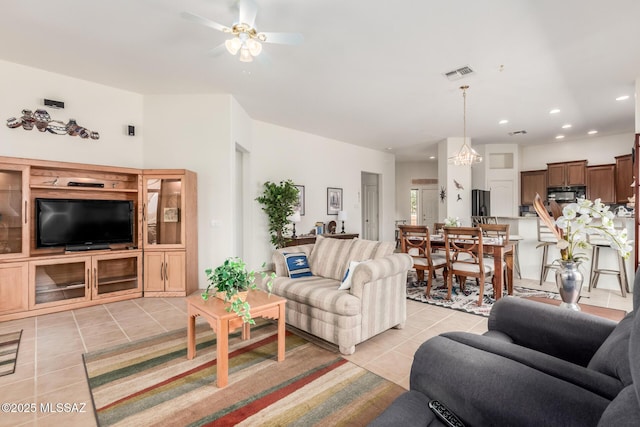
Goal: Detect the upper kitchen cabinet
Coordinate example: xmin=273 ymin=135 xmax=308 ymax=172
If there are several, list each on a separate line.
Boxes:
xmin=520 ymin=170 xmax=547 ymax=205
xmin=615 ymin=154 xmax=633 ymax=203
xmin=547 ymin=160 xmax=587 ymax=187
xmin=586 ymin=164 xmax=615 ymax=204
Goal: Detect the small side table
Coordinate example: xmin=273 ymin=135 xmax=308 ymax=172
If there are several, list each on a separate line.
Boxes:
xmin=186 ymin=290 xmax=287 ymax=387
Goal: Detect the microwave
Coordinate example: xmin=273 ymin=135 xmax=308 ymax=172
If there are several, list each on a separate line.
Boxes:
xmin=547 ymin=187 xmax=586 ymax=203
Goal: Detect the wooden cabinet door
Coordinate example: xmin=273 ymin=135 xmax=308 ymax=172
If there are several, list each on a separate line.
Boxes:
xmin=29 ymin=257 xmax=91 ymax=309
xmin=566 ymin=161 xmax=587 ymax=186
xmin=587 ymin=165 xmax=616 ymax=203
xmin=92 ymin=253 xmax=141 ymax=300
xmin=0 ymin=164 xmax=29 ymax=260
xmin=546 ymin=164 xmax=565 ymax=187
xmin=164 ymin=251 xmax=186 ymax=293
xmin=615 ymin=154 xmax=633 ymax=203
xmin=144 ymin=252 xmax=166 ymax=292
xmin=521 ymin=170 xmax=547 ymax=205
xmin=0 ymin=262 xmax=28 ymax=314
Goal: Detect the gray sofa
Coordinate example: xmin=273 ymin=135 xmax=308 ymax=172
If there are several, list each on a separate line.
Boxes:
xmin=259 ymin=236 xmax=412 ymax=355
xmin=371 ymin=271 xmax=640 ymax=426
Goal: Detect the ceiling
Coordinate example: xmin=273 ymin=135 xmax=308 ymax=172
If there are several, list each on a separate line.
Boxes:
xmin=1 ymin=0 xmax=639 ymax=161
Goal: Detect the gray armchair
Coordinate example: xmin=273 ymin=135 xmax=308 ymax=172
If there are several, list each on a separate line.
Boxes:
xmin=371 ymin=271 xmax=640 ymax=426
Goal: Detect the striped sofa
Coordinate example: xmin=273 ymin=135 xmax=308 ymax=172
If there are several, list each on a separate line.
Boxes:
xmin=262 ymin=236 xmax=412 ymax=355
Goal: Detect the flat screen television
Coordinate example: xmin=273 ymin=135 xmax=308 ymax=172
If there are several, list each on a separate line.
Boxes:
xmin=36 ymin=198 xmax=134 ymax=250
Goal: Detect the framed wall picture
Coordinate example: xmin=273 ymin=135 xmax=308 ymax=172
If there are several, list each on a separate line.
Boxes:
xmin=327 ymin=187 xmax=343 ymax=215
xmin=294 ymin=185 xmax=305 ymax=215
xmin=163 ymin=207 xmax=179 ymax=222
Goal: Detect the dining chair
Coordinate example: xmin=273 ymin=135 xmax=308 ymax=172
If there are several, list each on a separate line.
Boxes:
xmin=398 ymin=225 xmax=447 ymax=298
xmin=479 ymin=223 xmax=511 ymax=292
xmin=470 ymin=216 xmax=498 ymax=227
xmin=443 ymin=226 xmax=500 ymax=307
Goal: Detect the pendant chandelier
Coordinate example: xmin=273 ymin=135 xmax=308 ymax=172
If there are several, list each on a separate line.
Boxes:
xmin=448 ymin=85 xmax=482 ymax=165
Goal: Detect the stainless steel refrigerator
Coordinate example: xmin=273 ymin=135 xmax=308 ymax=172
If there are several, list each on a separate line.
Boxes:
xmin=471 ymin=189 xmax=490 ymax=216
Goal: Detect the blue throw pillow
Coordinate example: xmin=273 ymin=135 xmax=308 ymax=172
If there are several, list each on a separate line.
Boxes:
xmin=283 ymin=252 xmax=313 ymax=278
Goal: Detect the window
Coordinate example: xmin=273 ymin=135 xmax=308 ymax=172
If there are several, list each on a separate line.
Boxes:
xmin=410 ymin=189 xmax=418 ymax=225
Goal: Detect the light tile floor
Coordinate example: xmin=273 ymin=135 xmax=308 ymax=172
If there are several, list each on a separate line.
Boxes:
xmin=0 ymin=280 xmax=632 ymax=426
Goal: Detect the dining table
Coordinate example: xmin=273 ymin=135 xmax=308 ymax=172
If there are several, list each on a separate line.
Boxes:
xmin=429 ymin=234 xmax=514 ymax=300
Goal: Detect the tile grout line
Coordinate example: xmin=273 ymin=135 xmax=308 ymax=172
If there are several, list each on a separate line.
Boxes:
xmin=71 ymin=310 xmax=89 ymax=354
xmin=103 ymin=304 xmax=133 ymax=342
xmin=130 ymin=299 xmax=171 ymax=332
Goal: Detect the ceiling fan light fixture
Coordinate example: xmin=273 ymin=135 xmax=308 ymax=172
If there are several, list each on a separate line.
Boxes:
xmin=246 ymin=38 xmax=262 ymax=56
xmin=225 ymin=37 xmax=242 ymax=55
xmin=239 ymin=47 xmax=254 ymax=62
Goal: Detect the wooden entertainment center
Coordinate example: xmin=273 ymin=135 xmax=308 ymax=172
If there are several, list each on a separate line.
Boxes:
xmin=0 ymin=156 xmax=198 ymax=321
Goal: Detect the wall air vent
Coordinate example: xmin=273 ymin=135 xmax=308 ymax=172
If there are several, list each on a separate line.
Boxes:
xmin=508 ymin=130 xmax=528 ymax=136
xmin=443 ymin=65 xmax=475 ymax=81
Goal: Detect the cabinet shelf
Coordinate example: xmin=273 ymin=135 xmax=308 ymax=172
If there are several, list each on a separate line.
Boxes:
xmin=36 ymin=282 xmax=86 ymax=294
xmin=98 ymin=275 xmax=138 ymax=286
xmin=30 ymin=184 xmax=137 ymax=193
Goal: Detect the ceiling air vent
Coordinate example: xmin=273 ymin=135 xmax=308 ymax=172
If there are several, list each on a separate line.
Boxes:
xmin=443 ymin=65 xmax=475 ymax=81
xmin=508 ymin=130 xmax=528 ymax=136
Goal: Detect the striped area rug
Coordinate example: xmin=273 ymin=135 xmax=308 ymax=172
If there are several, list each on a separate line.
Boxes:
xmin=0 ymin=330 xmax=22 ymax=377
xmin=83 ymin=321 xmax=404 ymax=426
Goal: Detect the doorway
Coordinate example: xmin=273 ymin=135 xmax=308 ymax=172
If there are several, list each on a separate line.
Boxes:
xmin=420 ymin=186 xmax=438 ymax=228
xmin=361 ymin=172 xmax=380 ymax=240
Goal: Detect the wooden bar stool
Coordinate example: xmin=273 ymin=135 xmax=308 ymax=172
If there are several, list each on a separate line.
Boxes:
xmin=537 ymin=219 xmax=558 ymax=286
xmin=588 ymin=236 xmax=629 ymax=297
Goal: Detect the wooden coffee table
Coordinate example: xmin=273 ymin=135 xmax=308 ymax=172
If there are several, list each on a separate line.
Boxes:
xmin=186 ymin=290 xmax=287 ymax=387
xmin=523 ymin=296 xmax=627 ymax=322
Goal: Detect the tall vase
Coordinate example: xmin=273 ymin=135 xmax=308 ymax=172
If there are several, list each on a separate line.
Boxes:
xmin=555 ymin=261 xmax=583 ymax=311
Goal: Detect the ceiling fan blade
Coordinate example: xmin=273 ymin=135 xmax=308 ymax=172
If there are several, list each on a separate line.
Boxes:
xmin=181 ymin=11 xmax=229 ymax=33
xmin=238 ymin=0 xmax=258 ymax=27
xmin=208 ymin=43 xmax=228 ymax=58
xmin=260 ymin=32 xmax=304 ymax=45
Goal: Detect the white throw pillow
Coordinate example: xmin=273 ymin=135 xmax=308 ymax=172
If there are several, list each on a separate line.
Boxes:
xmin=339 ymin=260 xmax=361 ymax=290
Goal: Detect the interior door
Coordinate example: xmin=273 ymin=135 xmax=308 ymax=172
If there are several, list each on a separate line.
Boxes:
xmin=362 ymin=172 xmax=379 ymax=240
xmin=420 ymin=187 xmax=438 ymax=228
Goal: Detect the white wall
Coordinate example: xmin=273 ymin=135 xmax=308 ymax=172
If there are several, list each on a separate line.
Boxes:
xmin=438 ymin=138 xmax=472 ymax=225
xmin=143 ymin=94 xmax=233 ymax=283
xmin=0 ymin=60 xmax=143 ymax=167
xmin=249 ymin=120 xmax=396 ymax=269
xmin=395 ymin=160 xmax=438 ymax=222
xmin=520 ymin=132 xmax=634 ymax=170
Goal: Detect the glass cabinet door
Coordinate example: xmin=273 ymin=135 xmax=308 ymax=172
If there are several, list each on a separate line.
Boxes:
xmin=30 ymin=258 xmax=90 ymax=308
xmin=0 ymin=164 xmax=29 ymax=258
xmin=144 ymin=176 xmax=184 ymax=248
xmin=93 ymin=253 xmax=141 ymax=299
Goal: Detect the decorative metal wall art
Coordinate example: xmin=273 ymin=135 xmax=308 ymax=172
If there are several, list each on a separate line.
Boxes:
xmin=6 ymin=109 xmax=99 ymax=140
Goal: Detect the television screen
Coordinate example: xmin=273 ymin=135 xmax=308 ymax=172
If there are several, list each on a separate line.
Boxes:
xmin=36 ymin=198 xmax=134 ymax=249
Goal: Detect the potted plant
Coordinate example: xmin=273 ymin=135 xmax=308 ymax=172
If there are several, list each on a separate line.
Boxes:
xmin=202 ymin=257 xmax=274 ymax=324
xmin=256 ymin=180 xmax=299 ymax=248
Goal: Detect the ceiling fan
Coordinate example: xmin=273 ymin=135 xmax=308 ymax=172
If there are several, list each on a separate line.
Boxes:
xmin=181 ymin=0 xmax=303 ymax=63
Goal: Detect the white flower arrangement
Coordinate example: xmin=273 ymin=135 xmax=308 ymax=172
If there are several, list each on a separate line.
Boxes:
xmin=534 ymin=195 xmax=631 ymax=262
xmin=444 ymin=217 xmax=462 ymax=227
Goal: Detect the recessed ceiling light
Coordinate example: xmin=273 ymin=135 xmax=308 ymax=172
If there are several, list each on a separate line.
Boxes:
xmin=562 ymin=124 xmax=572 ymax=129
xmin=549 ymin=109 xmax=561 ymax=114
xmin=386 ymin=147 xmax=393 ymax=150
xmin=616 ymin=95 xmax=630 ymax=101
xmin=498 ymin=119 xmax=509 ymax=125
xmin=429 ymin=156 xmax=436 ymax=160
xmin=588 ymin=130 xmax=598 ymax=135
xmin=555 ymin=135 xmax=565 ymax=139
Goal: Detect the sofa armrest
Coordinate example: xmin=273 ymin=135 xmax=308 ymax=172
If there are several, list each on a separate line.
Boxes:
xmin=488 ymin=297 xmax=617 ymax=366
xmin=349 ymin=253 xmax=412 ymax=297
xmin=271 ymin=244 xmax=315 ymax=277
